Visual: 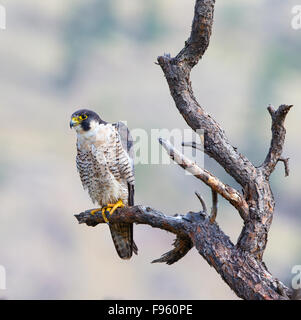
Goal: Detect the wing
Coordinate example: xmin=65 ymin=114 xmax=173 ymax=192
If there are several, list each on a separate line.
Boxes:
xmin=110 ymin=122 xmax=137 ymax=258
xmin=113 ymin=121 xmax=135 ymax=206
xmin=114 ymin=121 xmax=134 ymax=172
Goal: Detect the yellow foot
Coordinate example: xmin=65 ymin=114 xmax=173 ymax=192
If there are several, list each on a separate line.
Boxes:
xmin=101 ymin=207 xmax=111 ymax=224
xmin=90 ymin=206 xmax=113 ymax=224
xmin=108 ymin=200 xmax=125 ymax=216
xmin=103 ymin=200 xmax=125 ymax=224
xmin=92 ymin=201 xmax=125 ymax=224
xmin=101 ymin=204 xmax=116 ymax=224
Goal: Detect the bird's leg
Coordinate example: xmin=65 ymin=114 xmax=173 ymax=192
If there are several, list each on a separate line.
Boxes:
xmin=90 ymin=204 xmax=113 ymax=215
xmin=91 ymin=201 xmax=124 ymax=224
xmin=90 ymin=204 xmax=114 ymax=224
xmin=101 ymin=204 xmax=115 ymax=224
xmin=107 ymin=200 xmax=125 ymax=216
xmin=101 ymin=207 xmax=110 ymax=224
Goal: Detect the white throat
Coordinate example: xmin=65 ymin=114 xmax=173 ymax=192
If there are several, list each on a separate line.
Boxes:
xmin=76 ymin=121 xmax=114 ymax=148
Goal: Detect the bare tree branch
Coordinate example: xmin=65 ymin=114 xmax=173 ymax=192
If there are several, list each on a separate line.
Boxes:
xmin=75 ymin=206 xmax=188 ymax=238
xmin=278 ymin=157 xmax=290 ymax=177
xmin=159 ymin=138 xmax=249 ymax=220
xmin=151 ymin=237 xmax=193 ymax=265
xmin=182 ymin=141 xmax=204 ymax=152
xmin=209 ymin=190 xmax=218 ymax=223
xmin=157 ymin=1 xmax=257 ymax=188
xmin=261 ymin=104 xmax=293 ymax=177
xmin=176 ymin=0 xmax=215 ymax=68
xmin=195 ymin=191 xmax=207 ymax=213
xmin=75 ymin=206 xmax=292 ymax=300
xmin=155 ymin=0 xmax=293 ymax=298
xmin=157 ymin=0 xmax=293 ymax=259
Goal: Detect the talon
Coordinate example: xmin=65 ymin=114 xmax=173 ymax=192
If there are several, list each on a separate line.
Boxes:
xmin=96 ymin=200 xmax=125 ymax=224
xmin=102 ymin=207 xmax=110 ymax=224
xmin=108 ymin=200 xmax=125 ymax=216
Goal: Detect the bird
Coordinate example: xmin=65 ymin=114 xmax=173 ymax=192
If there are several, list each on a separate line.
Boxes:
xmin=70 ymin=109 xmax=138 ymax=259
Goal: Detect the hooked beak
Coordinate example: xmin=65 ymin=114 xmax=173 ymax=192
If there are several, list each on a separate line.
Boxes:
xmin=70 ymin=117 xmax=80 ymax=129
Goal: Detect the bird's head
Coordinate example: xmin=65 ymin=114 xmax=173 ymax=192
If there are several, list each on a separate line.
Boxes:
xmin=70 ymin=109 xmax=105 ymax=133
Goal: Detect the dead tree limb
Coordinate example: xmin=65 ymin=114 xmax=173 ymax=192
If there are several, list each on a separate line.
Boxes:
xmin=262 ymin=104 xmax=293 ymax=177
xmin=75 ymin=0 xmax=294 ymax=300
xmin=157 ymin=0 xmax=292 ymax=261
xmin=277 ymin=157 xmax=290 ymax=177
xmin=194 ymin=191 xmax=207 ymax=213
xmin=209 ymin=190 xmax=218 ymax=224
xmin=76 ymin=207 xmax=291 ymax=300
xmin=159 ymin=138 xmax=249 ymax=220
xmin=182 ymin=140 xmax=204 ymax=151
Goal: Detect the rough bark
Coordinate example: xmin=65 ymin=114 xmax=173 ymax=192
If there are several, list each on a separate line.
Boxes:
xmin=75 ymin=0 xmax=294 ymax=300
xmin=76 ymin=207 xmax=291 ymax=300
xmin=156 ymin=0 xmax=292 ymax=261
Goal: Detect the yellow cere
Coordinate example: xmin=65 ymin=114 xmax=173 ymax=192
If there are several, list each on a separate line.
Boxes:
xmin=72 ymin=114 xmax=87 ymax=123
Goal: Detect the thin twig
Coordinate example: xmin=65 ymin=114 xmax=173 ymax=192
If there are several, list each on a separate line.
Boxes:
xmin=209 ymin=190 xmax=218 ymax=223
xmin=195 ymin=191 xmax=207 ymax=213
xmin=182 ymin=141 xmax=204 ymax=152
xmin=278 ymin=157 xmax=290 ymax=177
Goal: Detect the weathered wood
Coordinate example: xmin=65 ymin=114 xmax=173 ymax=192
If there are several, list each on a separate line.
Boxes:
xmin=261 ymin=104 xmax=293 ymax=177
xmin=75 ymin=206 xmax=291 ymax=300
xmin=157 ymin=0 xmax=292 ymax=261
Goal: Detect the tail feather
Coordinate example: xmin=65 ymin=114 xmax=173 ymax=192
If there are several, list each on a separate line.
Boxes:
xmin=109 ymin=222 xmax=138 ymax=259
xmin=109 ymin=183 xmax=137 ymax=259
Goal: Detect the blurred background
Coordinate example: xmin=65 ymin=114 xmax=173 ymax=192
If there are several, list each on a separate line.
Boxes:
xmin=0 ymin=0 xmax=300 ymax=299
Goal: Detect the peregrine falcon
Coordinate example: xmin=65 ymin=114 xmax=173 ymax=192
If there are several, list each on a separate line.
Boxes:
xmin=70 ymin=109 xmax=138 ymax=259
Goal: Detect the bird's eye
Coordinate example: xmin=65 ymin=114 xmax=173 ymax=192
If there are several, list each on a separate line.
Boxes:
xmin=80 ymin=114 xmax=88 ymax=120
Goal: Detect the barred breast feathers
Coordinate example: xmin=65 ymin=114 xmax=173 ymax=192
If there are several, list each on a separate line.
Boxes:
xmin=75 ymin=122 xmax=134 ymax=206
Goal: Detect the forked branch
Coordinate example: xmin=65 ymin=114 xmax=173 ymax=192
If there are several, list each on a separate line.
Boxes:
xmin=261 ymin=104 xmax=293 ymax=177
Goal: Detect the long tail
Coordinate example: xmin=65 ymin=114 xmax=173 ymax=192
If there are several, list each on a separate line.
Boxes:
xmin=109 ymin=184 xmax=138 ymax=259
xmin=109 ymin=223 xmax=138 ymax=259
